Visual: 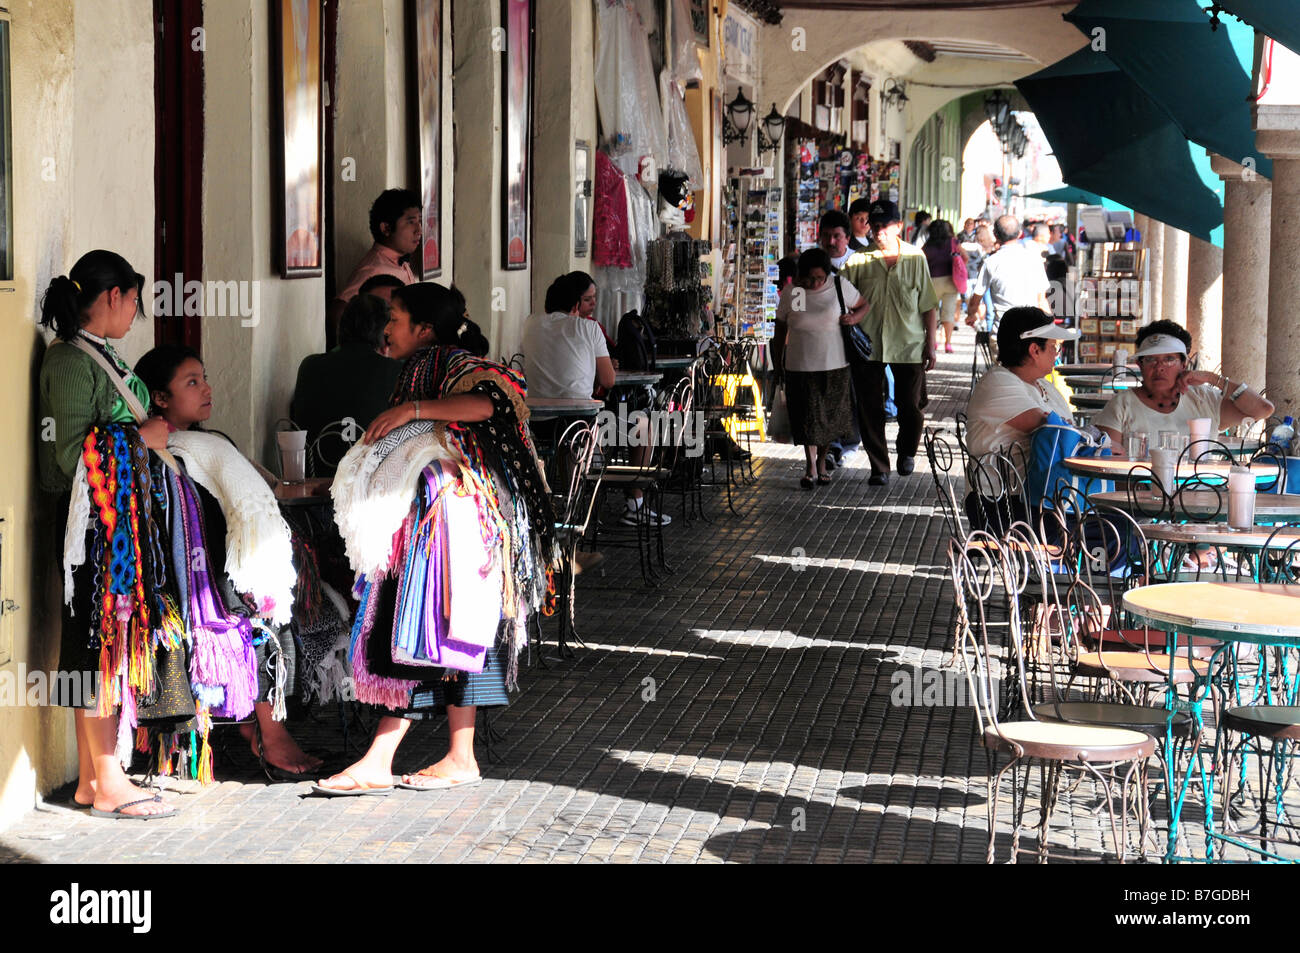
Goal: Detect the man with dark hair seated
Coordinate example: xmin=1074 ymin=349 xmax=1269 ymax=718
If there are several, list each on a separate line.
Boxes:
xmin=358 ymin=272 xmax=405 ymax=305
xmin=291 ymin=293 xmax=402 ymax=476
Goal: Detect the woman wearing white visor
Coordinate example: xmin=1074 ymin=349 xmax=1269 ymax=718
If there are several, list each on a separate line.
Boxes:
xmin=1094 ymin=320 xmax=1272 ymax=450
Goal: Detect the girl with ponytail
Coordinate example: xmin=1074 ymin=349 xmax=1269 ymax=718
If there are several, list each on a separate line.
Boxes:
xmin=38 ymin=250 xmax=179 ymax=819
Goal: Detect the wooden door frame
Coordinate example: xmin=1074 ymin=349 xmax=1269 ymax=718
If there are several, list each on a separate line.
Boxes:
xmin=153 ymin=0 xmax=204 ymax=351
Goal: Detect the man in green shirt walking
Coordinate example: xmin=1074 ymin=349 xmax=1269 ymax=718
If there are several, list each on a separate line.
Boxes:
xmin=841 ymin=200 xmax=940 ymax=485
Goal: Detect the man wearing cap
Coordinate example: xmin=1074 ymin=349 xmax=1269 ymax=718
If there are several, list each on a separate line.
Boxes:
xmin=840 ymin=198 xmax=940 ymax=485
xmin=964 ymin=306 xmax=1079 ymax=461
xmin=848 ymin=198 xmax=876 ymax=253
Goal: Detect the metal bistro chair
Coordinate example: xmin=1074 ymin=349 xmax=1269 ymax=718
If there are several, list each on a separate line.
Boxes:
xmin=949 ymin=534 xmax=1155 ymax=863
xmin=924 ymin=426 xmax=968 ymax=540
xmin=536 ymin=418 xmax=602 ymax=660
xmin=1215 ymin=530 xmax=1300 ymax=859
xmin=587 ymin=383 xmax=678 ymax=586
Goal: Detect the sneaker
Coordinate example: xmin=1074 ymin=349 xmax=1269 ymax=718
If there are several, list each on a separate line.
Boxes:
xmin=896 ymin=456 xmax=916 ymax=476
xmin=869 ymin=472 xmax=889 ymax=486
xmin=620 ymin=505 xmax=672 ymax=526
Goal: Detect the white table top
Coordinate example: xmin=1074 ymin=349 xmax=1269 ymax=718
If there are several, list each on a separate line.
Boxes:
xmin=1064 ymin=456 xmax=1280 ymax=484
xmin=1088 ymin=489 xmax=1300 ymax=519
xmin=1123 ymin=582 xmax=1300 ymax=644
xmin=1062 ymin=376 xmax=1139 ymax=390
xmin=526 ymin=397 xmax=603 ymax=415
xmin=614 ymin=371 xmax=663 ymax=385
xmin=655 ymin=356 xmax=696 ymax=368
xmin=1055 ymin=363 xmax=1139 ymax=375
xmin=1071 ymin=393 xmax=1115 ymax=409
xmin=1142 ymin=522 xmax=1300 ymax=549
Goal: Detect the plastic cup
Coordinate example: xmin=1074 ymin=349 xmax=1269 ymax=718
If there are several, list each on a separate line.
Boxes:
xmin=1124 ymin=432 xmax=1148 ymax=461
xmin=1151 ymin=448 xmax=1177 ymax=495
xmin=1187 ymin=417 xmax=1212 ymax=460
xmin=1227 ymin=468 xmax=1256 ymax=529
xmin=277 ymin=430 xmax=308 ymax=484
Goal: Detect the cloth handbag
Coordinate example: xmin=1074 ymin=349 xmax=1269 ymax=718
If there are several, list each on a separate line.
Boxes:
xmin=834 ymin=275 xmax=872 ymax=366
xmin=950 ymin=238 xmax=968 ymax=296
xmin=768 ymin=385 xmax=791 ymax=443
xmin=1026 ymin=413 xmax=1114 ymax=508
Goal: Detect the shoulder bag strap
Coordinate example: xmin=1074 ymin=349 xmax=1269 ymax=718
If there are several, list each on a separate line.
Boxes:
xmin=834 ymin=274 xmax=847 ymax=316
xmin=64 ymin=337 xmax=179 ymax=471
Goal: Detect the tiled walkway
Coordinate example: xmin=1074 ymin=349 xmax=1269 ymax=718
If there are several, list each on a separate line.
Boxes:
xmin=2 ymin=337 xmax=1294 ymax=863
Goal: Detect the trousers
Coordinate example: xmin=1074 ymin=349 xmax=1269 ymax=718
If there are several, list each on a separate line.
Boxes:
xmin=851 ymin=361 xmax=926 ymax=475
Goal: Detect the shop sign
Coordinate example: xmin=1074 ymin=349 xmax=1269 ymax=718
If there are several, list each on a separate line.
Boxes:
xmin=723 ymin=7 xmax=758 ymax=84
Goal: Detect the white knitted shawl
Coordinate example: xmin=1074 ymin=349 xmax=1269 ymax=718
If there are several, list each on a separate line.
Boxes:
xmin=330 ymin=420 xmax=459 ymax=580
xmin=63 ymin=455 xmax=93 ymax=608
xmin=168 ymin=431 xmax=297 ymax=626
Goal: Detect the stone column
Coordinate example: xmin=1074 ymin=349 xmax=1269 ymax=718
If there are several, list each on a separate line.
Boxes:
xmin=1185 ymin=237 xmax=1223 ymax=371
xmin=1210 ymin=153 xmax=1271 ymax=387
xmin=1143 ymin=218 xmax=1164 ymax=324
xmin=1161 ymin=226 xmax=1189 ymax=326
xmin=1257 ymin=121 xmax=1300 ymax=414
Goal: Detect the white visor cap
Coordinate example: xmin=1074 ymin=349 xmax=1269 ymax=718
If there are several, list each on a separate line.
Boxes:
xmin=1133 ymin=333 xmax=1188 ymax=359
xmin=1019 ymin=322 xmax=1081 ymax=341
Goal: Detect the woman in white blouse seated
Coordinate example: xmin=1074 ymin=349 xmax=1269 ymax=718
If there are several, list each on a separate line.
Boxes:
xmin=965 ymin=306 xmax=1078 ymax=462
xmin=1094 ymin=320 xmax=1272 ymax=452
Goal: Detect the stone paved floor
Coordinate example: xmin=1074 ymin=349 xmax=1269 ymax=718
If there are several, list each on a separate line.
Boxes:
xmin=2 ymin=334 xmax=1296 ymax=863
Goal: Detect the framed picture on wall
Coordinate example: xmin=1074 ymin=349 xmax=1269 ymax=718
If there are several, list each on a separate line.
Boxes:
xmin=689 ymin=0 xmax=709 ymax=46
xmin=411 ymin=0 xmax=442 ymax=276
xmin=501 ymin=0 xmax=532 ymax=271
xmin=574 ymin=140 xmax=590 ymax=257
xmin=271 ymin=0 xmax=323 ymax=278
xmin=0 ymin=17 xmax=12 ymax=282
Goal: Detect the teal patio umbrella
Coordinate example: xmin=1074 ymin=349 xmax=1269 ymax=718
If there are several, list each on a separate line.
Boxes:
xmin=1217 ymin=0 xmax=1300 ymax=59
xmin=1027 ymin=186 xmax=1109 ymax=206
xmin=1064 ymin=0 xmax=1271 ymax=179
xmin=1015 ymin=46 xmax=1223 ymax=244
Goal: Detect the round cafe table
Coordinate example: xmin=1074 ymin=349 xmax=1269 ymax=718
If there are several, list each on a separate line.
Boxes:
xmin=1122 ymin=581 xmax=1300 ymax=862
xmin=1071 ymin=393 xmax=1114 ymax=410
xmin=1087 ymin=489 xmax=1300 ymax=521
xmin=526 ymin=397 xmax=603 ymax=417
xmin=1055 ymin=362 xmax=1138 ymax=376
xmin=1062 ymin=375 xmax=1139 ymax=392
xmin=1141 ymin=523 xmax=1300 ymax=551
xmin=614 ymin=371 xmax=663 ymax=386
xmin=1063 ymin=456 xmax=1280 ymax=487
xmin=654 ymin=356 xmax=696 ymax=369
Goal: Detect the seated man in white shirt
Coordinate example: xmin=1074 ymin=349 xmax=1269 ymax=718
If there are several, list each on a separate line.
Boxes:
xmin=523 ymin=273 xmax=669 ymax=526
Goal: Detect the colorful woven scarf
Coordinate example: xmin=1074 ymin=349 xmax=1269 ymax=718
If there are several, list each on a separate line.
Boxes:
xmin=173 ymin=464 xmax=258 ymax=721
xmin=80 ymin=425 xmax=160 ymax=716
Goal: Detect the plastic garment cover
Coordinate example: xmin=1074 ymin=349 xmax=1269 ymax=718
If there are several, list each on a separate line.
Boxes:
xmin=592 ymin=150 xmax=632 ymax=268
xmin=661 ymin=72 xmax=704 ymax=188
xmin=670 ymin=0 xmax=703 ymax=83
xmin=595 ymin=0 xmax=667 ymax=177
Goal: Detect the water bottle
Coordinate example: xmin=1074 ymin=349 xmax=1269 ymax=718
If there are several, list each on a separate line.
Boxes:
xmin=1268 ymin=415 xmax=1295 ymax=454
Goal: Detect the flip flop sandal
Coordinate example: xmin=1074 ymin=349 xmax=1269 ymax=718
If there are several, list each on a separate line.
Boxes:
xmin=817 ymin=475 xmax=831 ymax=485
xmin=309 ymin=770 xmax=394 ymax=797
xmin=395 ymin=774 xmax=483 ymax=792
xmin=800 ymin=476 xmax=814 ymax=490
xmin=90 ymin=795 xmax=178 ymax=821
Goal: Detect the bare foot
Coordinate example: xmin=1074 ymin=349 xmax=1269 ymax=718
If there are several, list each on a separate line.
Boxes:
xmin=400 ymin=754 xmax=479 ymax=787
xmin=242 ymin=720 xmax=323 ymax=774
xmin=317 ymin=759 xmax=394 ymax=791
xmin=92 ymin=778 xmax=173 ymax=818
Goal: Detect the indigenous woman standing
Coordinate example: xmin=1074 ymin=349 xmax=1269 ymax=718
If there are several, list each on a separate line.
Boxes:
xmin=38 ymin=250 xmax=177 ymax=819
xmin=315 ymin=282 xmax=558 ymax=794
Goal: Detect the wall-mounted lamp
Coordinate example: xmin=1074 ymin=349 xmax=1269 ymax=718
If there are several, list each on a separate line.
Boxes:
xmin=756 ymin=104 xmax=786 ymax=154
xmin=880 ymin=78 xmax=909 ymax=110
xmin=722 ymin=89 xmax=756 ymax=146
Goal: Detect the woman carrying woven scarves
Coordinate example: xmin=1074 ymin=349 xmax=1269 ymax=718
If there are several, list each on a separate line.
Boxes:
xmin=135 ymin=344 xmax=347 ymax=781
xmin=314 ymin=282 xmax=558 ymax=795
xmin=37 ymin=250 xmax=179 ymax=819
